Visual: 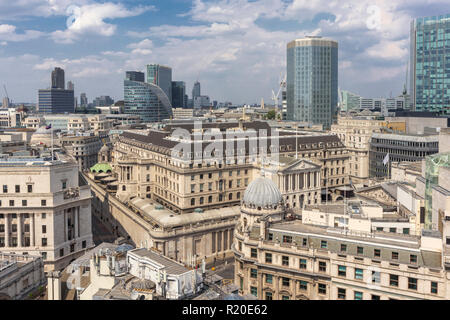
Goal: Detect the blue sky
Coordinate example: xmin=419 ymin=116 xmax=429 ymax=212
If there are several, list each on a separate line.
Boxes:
xmin=0 ymin=0 xmax=449 ymax=104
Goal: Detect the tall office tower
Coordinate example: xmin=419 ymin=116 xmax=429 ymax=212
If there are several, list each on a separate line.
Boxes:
xmin=146 ymin=64 xmax=172 ymax=104
xmin=67 ymin=81 xmax=74 ymax=91
xmin=51 ymin=67 xmax=65 ymax=89
xmin=38 ymin=89 xmax=75 ymax=113
xmin=286 ymin=36 xmax=338 ymax=128
xmin=80 ymin=93 xmax=88 ymax=107
xmin=124 ymin=72 xmax=172 ymax=122
xmin=126 ymin=71 xmax=145 ymax=82
xmin=340 ymin=90 xmax=361 ymax=112
xmin=2 ymin=97 xmax=9 ymax=108
xmin=410 ymin=14 xmax=450 ymax=113
xmin=171 ymin=81 xmax=186 ymax=108
xmin=192 ymin=81 xmax=201 ymax=100
xmin=93 ymin=96 xmax=114 ymax=107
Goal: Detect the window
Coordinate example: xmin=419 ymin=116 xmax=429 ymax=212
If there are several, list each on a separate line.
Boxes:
xmin=374 ymin=249 xmax=381 ymax=257
xmin=191 ymin=198 xmax=195 ymax=206
xmin=265 ymin=274 xmax=273 ymax=284
xmin=42 ymin=213 xmax=46 ymax=219
xmin=357 ymin=246 xmax=364 ymax=255
xmin=320 ymin=240 xmax=327 ymax=249
xmin=265 ymin=253 xmax=272 ymax=263
xmin=82 ymin=240 xmax=86 ymax=249
xmin=389 ymin=227 xmax=396 ymax=233
xmin=319 ymin=261 xmax=326 ymax=272
xmin=337 ymin=288 xmax=346 ymax=299
xmin=22 ymin=200 xmax=27 ymax=206
xmin=42 ymin=225 xmax=46 ymax=234
xmin=281 ymin=295 xmax=289 ymax=300
xmin=390 ymin=274 xmax=399 ymax=287
xmin=403 ymin=228 xmax=410 ymax=235
xmin=282 ymin=277 xmax=290 ymax=287
xmin=251 ymin=248 xmax=257 ymax=258
xmin=41 ymin=200 xmax=46 ymax=206
xmin=354 ymin=291 xmax=363 ymax=300
xmin=62 ymin=181 xmax=67 ymax=189
xmin=265 ymin=292 xmax=272 ymax=300
xmin=302 ymin=238 xmax=307 ymax=246
xmin=42 ymin=238 xmax=47 ymax=246
xmin=70 ymin=244 xmax=75 ymax=252
xmin=268 ymin=233 xmax=273 ymax=241
xmin=41 ymin=252 xmax=47 ymax=260
xmin=11 ymin=224 xmax=17 ymax=232
xmin=372 ymin=271 xmax=380 ymax=283
xmin=250 ymin=268 xmax=257 ymax=278
xmin=299 ymin=258 xmax=307 ymax=269
xmin=408 ymin=277 xmax=417 ymax=290
xmin=318 ymin=283 xmax=327 ymax=295
xmin=355 ymin=268 xmax=363 ymax=280
xmin=282 ymin=256 xmax=289 ymax=266
xmin=340 ymin=244 xmax=347 ymax=252
xmin=338 ymin=265 xmax=346 ymax=277
xmin=0 ymin=224 xmax=4 ymax=232
xmin=299 ymin=281 xmax=308 ymax=291
xmin=15 ymin=185 xmax=20 ymax=193
xmin=60 ymin=248 xmax=64 ymax=257
xmin=371 ymin=295 xmax=380 ymax=300
xmin=392 ymin=252 xmax=398 ymax=260
xmin=3 ymin=185 xmax=7 ymax=193
xmin=9 ymin=200 xmax=14 ymax=207
xmin=431 ymin=281 xmax=438 ymax=294
xmin=250 ymin=286 xmax=257 ymax=297
xmin=410 ymin=254 xmax=417 ymax=264
xmin=27 ymin=185 xmax=32 ymax=193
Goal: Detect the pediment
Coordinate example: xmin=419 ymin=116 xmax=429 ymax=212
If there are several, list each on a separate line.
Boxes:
xmin=280 ymin=159 xmax=320 ymax=173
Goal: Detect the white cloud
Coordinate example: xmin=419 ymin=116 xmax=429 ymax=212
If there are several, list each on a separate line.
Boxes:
xmin=0 ymin=24 xmax=44 ymax=42
xmin=51 ymin=2 xmax=154 ymax=43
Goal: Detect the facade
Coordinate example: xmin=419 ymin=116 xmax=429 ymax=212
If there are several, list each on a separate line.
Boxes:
xmin=172 ymin=81 xmax=186 ymax=108
xmin=172 ymin=108 xmax=194 ymax=119
xmin=193 ymin=96 xmax=210 ymax=109
xmin=340 ymin=90 xmax=361 ymax=112
xmin=0 ymin=157 xmax=94 ymax=271
xmin=234 ymin=176 xmax=450 ymax=300
xmin=286 ymin=36 xmax=338 ymax=128
xmin=124 ymin=79 xmax=172 ymax=122
xmin=410 ymin=14 xmax=450 ymax=113
xmin=126 ymin=71 xmax=145 ymax=83
xmin=93 ymin=96 xmax=114 ymax=107
xmin=0 ymin=108 xmax=22 ymax=127
xmin=331 ymin=115 xmax=406 ymax=183
xmin=38 ymin=89 xmax=75 ymax=114
xmin=51 ymin=67 xmax=65 ymax=90
xmin=369 ymin=132 xmax=439 ymax=178
xmin=61 ymin=135 xmax=103 ymax=170
xmin=0 ymin=253 xmax=45 ymax=299
xmin=146 ymin=64 xmax=172 ymax=105
xmin=80 ymin=93 xmax=88 ymax=108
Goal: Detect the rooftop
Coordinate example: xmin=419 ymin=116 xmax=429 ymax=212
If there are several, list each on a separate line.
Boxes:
xmin=129 ymin=248 xmax=191 ymax=275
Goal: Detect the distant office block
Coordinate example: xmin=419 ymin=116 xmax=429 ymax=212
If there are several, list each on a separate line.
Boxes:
xmin=51 ymin=67 xmax=65 ymax=89
xmin=126 ymin=71 xmax=145 ymax=82
xmin=146 ymin=64 xmax=172 ymax=104
xmin=38 ymin=89 xmax=74 ymax=114
xmin=171 ymin=81 xmax=186 ymax=108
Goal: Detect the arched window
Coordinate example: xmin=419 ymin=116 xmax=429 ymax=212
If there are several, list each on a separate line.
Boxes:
xmin=122 ymin=185 xmax=126 ymax=191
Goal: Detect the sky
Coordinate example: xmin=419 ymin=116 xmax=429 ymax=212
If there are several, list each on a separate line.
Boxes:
xmin=0 ymin=0 xmax=449 ymax=105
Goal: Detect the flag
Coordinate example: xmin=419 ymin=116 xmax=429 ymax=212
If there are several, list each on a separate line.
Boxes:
xmin=383 ymin=153 xmax=389 ymax=166
xmin=45 ymin=124 xmax=52 ymax=130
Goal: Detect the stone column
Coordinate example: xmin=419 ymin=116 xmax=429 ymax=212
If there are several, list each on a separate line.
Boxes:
xmin=74 ymin=207 xmax=79 ymax=239
xmin=5 ymin=214 xmax=9 ymax=247
xmin=17 ymin=214 xmax=22 ymax=247
xmin=30 ymin=213 xmax=35 ymax=247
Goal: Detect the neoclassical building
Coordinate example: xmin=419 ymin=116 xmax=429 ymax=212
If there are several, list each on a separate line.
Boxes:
xmin=234 ymin=176 xmax=449 ymax=300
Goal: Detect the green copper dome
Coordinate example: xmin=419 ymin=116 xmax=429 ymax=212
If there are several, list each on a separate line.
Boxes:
xmin=90 ymin=163 xmax=112 ymax=173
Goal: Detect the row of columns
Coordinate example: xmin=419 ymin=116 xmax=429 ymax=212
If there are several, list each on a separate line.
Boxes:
xmin=2 ymin=213 xmax=36 ymax=248
xmin=280 ymin=172 xmax=319 ymax=192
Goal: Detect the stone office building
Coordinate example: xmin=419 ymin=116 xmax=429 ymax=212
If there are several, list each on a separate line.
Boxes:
xmin=0 ymin=157 xmax=94 ymax=271
xmin=233 ymin=176 xmax=449 ymax=300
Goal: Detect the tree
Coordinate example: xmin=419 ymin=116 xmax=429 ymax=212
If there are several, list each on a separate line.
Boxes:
xmin=267 ymin=110 xmax=276 ymax=120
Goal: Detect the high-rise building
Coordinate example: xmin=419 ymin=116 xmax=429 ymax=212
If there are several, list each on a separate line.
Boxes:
xmin=340 ymin=90 xmax=361 ymax=111
xmin=38 ymin=89 xmax=74 ymax=114
xmin=126 ymin=71 xmax=145 ymax=82
xmin=146 ymin=64 xmax=172 ymax=104
xmin=171 ymin=81 xmax=186 ymax=108
xmin=192 ymin=81 xmax=201 ymax=100
xmin=51 ymin=67 xmax=65 ymax=89
xmin=93 ymin=96 xmax=114 ymax=107
xmin=2 ymin=97 xmax=9 ymax=108
xmin=286 ymin=36 xmax=338 ymax=128
xmin=410 ymin=14 xmax=450 ymax=113
xmin=67 ymin=81 xmax=74 ymax=91
xmin=80 ymin=93 xmax=88 ymax=107
xmin=124 ymin=73 xmax=172 ymax=122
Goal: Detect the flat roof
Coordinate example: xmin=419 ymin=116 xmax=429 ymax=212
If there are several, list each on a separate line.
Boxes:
xmin=129 ymin=248 xmax=191 ymax=275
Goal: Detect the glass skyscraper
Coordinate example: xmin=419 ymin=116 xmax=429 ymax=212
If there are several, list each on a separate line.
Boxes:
xmin=146 ymin=64 xmax=172 ymax=105
xmin=38 ymin=89 xmax=74 ymax=113
xmin=124 ymin=74 xmax=172 ymax=122
xmin=286 ymin=36 xmax=338 ymax=128
xmin=172 ymin=81 xmax=186 ymax=108
xmin=410 ymin=14 xmax=450 ymax=114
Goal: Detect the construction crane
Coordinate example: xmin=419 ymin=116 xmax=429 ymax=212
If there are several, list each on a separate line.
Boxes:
xmin=271 ymin=73 xmax=286 ymax=110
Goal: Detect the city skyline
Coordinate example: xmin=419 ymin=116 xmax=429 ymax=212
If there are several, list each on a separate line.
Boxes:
xmin=0 ymin=0 xmax=449 ymax=105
